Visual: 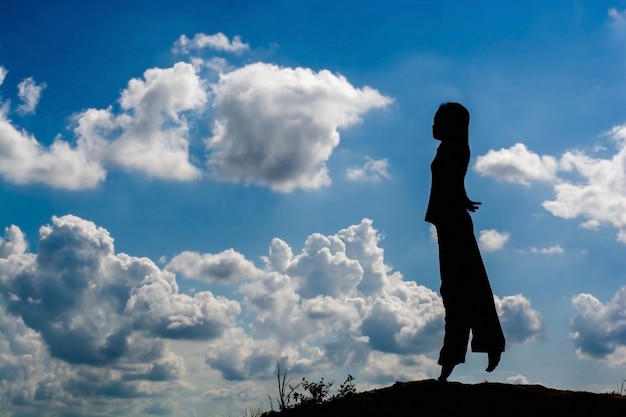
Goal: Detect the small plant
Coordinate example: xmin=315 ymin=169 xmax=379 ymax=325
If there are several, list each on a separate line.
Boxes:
xmin=293 ymin=377 xmax=333 ymax=405
xmin=269 ymin=362 xmax=302 ymax=411
xmin=267 ymin=362 xmax=359 ymax=412
xmin=334 ymin=374 xmax=357 ymax=399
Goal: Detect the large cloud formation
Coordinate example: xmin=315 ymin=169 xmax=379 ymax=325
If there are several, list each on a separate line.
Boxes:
xmin=1 ymin=215 xmax=239 ymax=360
xmin=0 ymin=216 xmax=239 ymax=411
xmin=207 ymin=63 xmax=392 ymax=192
xmin=475 ymin=125 xmax=626 ymax=243
xmin=0 ymin=34 xmax=391 ymax=192
xmin=0 ymin=61 xmax=206 ymax=189
xmin=210 ymin=218 xmax=545 ymax=383
xmin=0 ymin=216 xmax=544 ymax=413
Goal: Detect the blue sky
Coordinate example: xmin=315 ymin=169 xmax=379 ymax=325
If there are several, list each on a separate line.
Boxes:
xmin=2 ymin=1 xmax=626 ymax=415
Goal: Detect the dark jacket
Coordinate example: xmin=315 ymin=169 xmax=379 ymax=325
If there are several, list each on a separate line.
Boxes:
xmin=425 ymin=141 xmax=471 ymax=226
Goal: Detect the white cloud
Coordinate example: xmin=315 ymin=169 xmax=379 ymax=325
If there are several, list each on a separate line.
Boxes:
xmin=0 ymin=66 xmax=8 ymax=86
xmin=0 ymin=214 xmax=250 ymax=411
xmin=173 ymin=33 xmax=249 ymax=54
xmin=2 ymin=58 xmax=391 ymax=192
xmin=359 ymin=279 xmax=444 ymax=354
xmin=507 ymin=374 xmax=530 ymax=384
xmin=571 ymin=287 xmax=626 ymax=366
xmin=167 ymin=249 xmax=262 ymax=283
xmin=360 ymin=352 xmax=438 ymax=386
xmin=475 ymin=143 xmax=559 ymax=185
xmin=1 ymin=60 xmax=390 ymax=192
xmin=238 ymin=218 xmax=446 ymax=361
xmin=477 ymin=125 xmax=626 ymax=244
xmin=581 ymin=219 xmax=601 ymax=229
xmin=16 ymin=77 xmax=46 ymax=114
xmin=204 ymin=328 xmax=278 ymax=381
xmin=495 ymin=294 xmax=545 ymax=344
xmin=127 ymin=278 xmax=240 ymax=340
xmin=0 ymin=307 xmax=60 ymax=408
xmin=286 ymin=232 xmax=364 ymax=299
xmin=236 ymin=218 xmax=542 ymax=377
xmin=345 ymin=157 xmax=391 ymax=183
xmin=543 ymin=125 xmax=626 ymax=243
xmin=0 ymin=215 xmax=239 ymax=365
xmin=0 ymin=62 xmax=207 ymax=189
xmin=478 ymin=229 xmax=510 ymax=252
xmin=0 ymin=104 xmax=106 ymax=189
xmin=75 ymin=61 xmax=207 ymax=181
xmin=529 ymin=244 xmax=564 ymax=254
xmin=207 ymin=63 xmax=392 ymax=192
xmin=0 ymin=225 xmax=28 ymax=258
xmin=201 ymin=57 xmax=232 ymax=73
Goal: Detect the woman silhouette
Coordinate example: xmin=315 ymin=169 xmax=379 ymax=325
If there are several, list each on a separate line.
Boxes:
xmin=425 ymin=102 xmax=505 ymax=382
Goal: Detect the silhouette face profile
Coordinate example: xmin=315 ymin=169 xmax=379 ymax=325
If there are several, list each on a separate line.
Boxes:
xmin=432 ymin=103 xmax=470 ymax=142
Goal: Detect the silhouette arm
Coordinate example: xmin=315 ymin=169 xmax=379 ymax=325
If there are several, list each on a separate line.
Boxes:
xmin=466 ymin=197 xmax=482 ymax=212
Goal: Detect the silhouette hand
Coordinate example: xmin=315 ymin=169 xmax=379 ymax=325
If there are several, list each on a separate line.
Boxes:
xmin=466 ymin=199 xmax=482 ymax=212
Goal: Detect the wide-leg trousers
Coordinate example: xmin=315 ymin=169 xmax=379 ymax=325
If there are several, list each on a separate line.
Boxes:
xmin=435 ymin=214 xmax=505 ymax=366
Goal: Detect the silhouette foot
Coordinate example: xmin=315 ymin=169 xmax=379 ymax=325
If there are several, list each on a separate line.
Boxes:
xmin=438 ymin=364 xmax=455 ymax=382
xmin=486 ymin=352 xmax=501 ymax=372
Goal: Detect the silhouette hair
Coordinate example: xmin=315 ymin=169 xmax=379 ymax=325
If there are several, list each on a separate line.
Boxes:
xmin=433 ymin=102 xmax=470 ymax=140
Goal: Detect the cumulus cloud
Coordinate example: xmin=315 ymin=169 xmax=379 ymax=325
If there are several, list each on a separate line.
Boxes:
xmin=286 ymin=233 xmax=365 ymax=299
xmin=122 ymin=351 xmax=186 ymax=381
xmin=542 ymin=125 xmax=626 ymax=243
xmin=174 ymin=32 xmax=249 ymax=54
xmin=238 ymin=219 xmax=443 ymax=362
xmin=16 ymin=77 xmax=46 ymax=114
xmin=2 ymin=57 xmax=391 ymax=192
xmin=475 ymin=143 xmax=558 ymax=185
xmin=207 ymin=62 xmax=392 ymax=192
xmin=0 ymin=215 xmax=250 ymax=410
xmin=0 ymin=215 xmax=239 ymax=366
xmin=478 ymin=229 xmax=510 ymax=252
xmin=74 ymin=61 xmax=207 ymax=181
xmin=0 ymin=62 xmax=207 ymax=189
xmin=360 ymin=352 xmax=438 ymax=386
xmin=204 ymin=328 xmax=277 ymax=381
xmin=0 ymin=216 xmax=545 ymax=411
xmin=571 ymin=287 xmax=626 ymax=365
xmin=0 ymin=104 xmax=106 ymax=189
xmin=225 ymin=219 xmax=542 ymax=383
xmin=530 ymin=244 xmax=564 ymax=254
xmin=345 ymin=157 xmax=391 ymax=183
xmin=167 ymin=249 xmax=262 ymax=283
xmin=495 ymin=294 xmax=545 ymax=343
xmin=127 ymin=278 xmax=240 ymax=340
xmin=359 ymin=280 xmax=444 ymax=354
xmin=0 ymin=225 xmax=28 ymax=257
xmin=477 ymin=125 xmax=626 ymax=243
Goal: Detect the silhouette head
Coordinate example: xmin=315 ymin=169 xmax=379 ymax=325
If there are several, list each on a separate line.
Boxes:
xmin=432 ymin=102 xmax=470 ymax=142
